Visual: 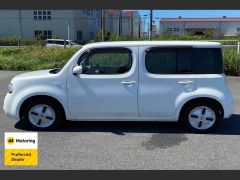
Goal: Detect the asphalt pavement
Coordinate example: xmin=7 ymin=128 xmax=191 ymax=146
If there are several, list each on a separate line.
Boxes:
xmin=0 ymin=70 xmax=240 ymax=170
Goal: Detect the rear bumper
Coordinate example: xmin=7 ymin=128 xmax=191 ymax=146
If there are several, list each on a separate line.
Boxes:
xmin=222 ymin=91 xmax=233 ymax=118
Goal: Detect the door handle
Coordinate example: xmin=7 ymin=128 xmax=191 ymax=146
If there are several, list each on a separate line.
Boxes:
xmin=121 ymin=80 xmax=136 ymax=85
xmin=178 ymin=80 xmax=194 ymax=84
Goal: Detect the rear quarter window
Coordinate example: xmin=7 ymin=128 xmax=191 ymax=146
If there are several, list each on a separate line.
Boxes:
xmin=192 ymin=48 xmax=223 ymax=74
xmin=145 ymin=47 xmax=223 ymax=74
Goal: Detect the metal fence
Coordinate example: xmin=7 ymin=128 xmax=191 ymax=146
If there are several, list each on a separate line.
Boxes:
xmin=200 ymin=40 xmax=240 ymax=53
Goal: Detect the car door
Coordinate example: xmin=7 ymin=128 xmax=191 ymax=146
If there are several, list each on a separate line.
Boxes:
xmin=67 ymin=46 xmax=139 ymax=119
xmin=138 ymin=46 xmax=197 ymax=118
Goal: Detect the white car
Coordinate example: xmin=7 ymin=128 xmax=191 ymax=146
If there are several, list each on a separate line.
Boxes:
xmin=45 ymin=39 xmax=81 ymax=48
xmin=3 ymin=41 xmax=233 ymax=133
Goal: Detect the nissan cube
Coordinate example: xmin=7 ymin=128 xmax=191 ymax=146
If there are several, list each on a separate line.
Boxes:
xmin=3 ymin=41 xmax=233 ymax=133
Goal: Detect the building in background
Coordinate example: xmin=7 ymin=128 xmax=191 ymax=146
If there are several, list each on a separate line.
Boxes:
xmin=104 ymin=10 xmax=143 ymax=38
xmin=0 ymin=10 xmax=101 ymax=42
xmin=159 ymin=16 xmax=240 ymax=37
xmin=0 ymin=10 xmax=143 ymax=41
xmin=104 ymin=10 xmax=121 ymax=35
xmin=122 ymin=11 xmax=142 ymax=37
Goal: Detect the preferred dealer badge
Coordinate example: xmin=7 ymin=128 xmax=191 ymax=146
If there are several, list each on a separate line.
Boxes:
xmin=4 ymin=132 xmax=38 ymax=166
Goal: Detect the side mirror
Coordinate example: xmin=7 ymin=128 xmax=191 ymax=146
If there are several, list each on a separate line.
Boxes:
xmin=72 ymin=65 xmax=83 ymax=75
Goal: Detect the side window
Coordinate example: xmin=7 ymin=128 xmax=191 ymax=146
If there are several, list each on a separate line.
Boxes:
xmin=47 ymin=40 xmax=53 ymax=44
xmin=145 ymin=49 xmax=176 ymax=74
xmin=55 ymin=41 xmax=68 ymax=45
xmin=145 ymin=48 xmax=192 ymax=74
xmin=79 ymin=49 xmax=132 ymax=75
xmin=177 ymin=49 xmax=192 ymax=73
xmin=192 ymin=48 xmax=223 ymax=74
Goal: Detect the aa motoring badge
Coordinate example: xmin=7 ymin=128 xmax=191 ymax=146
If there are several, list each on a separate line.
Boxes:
xmin=4 ymin=132 xmax=38 ymax=166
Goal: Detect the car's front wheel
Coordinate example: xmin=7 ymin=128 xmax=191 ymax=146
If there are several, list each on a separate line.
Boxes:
xmin=181 ymin=102 xmax=221 ymax=133
xmin=20 ymin=98 xmax=65 ymax=130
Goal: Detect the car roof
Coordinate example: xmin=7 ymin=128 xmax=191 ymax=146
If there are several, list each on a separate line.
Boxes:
xmin=83 ymin=41 xmax=221 ymax=48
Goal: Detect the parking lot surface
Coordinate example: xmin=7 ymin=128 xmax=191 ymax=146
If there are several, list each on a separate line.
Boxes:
xmin=0 ymin=70 xmax=240 ymax=170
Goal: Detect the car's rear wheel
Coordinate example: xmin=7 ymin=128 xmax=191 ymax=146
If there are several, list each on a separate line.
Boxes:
xmin=181 ymin=102 xmax=221 ymax=133
xmin=20 ymin=98 xmax=65 ymax=130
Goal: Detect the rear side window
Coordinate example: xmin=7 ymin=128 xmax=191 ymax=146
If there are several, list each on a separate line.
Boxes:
xmin=192 ymin=48 xmax=223 ymax=74
xmin=145 ymin=47 xmax=223 ymax=74
xmin=145 ymin=48 xmax=192 ymax=74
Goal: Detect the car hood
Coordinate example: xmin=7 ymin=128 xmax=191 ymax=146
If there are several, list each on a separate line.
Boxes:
xmin=12 ymin=69 xmax=53 ymax=82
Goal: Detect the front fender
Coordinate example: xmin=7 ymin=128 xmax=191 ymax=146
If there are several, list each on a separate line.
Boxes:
xmin=12 ymin=85 xmax=73 ymax=120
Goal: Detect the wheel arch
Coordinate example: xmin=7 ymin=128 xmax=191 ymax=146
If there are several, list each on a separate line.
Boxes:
xmin=178 ymin=97 xmax=224 ymax=121
xmin=19 ymin=95 xmax=66 ymax=120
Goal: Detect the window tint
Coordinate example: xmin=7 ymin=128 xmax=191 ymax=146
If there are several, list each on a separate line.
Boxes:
xmin=177 ymin=49 xmax=192 ymax=73
xmin=192 ymin=48 xmax=223 ymax=74
xmin=53 ymin=41 xmax=69 ymax=45
xmin=79 ymin=49 xmax=132 ymax=75
xmin=145 ymin=48 xmax=192 ymax=74
xmin=145 ymin=47 xmax=223 ymax=74
xmin=145 ymin=49 xmax=176 ymax=74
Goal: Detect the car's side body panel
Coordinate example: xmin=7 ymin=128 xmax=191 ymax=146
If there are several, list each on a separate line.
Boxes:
xmin=3 ymin=41 xmax=233 ymax=124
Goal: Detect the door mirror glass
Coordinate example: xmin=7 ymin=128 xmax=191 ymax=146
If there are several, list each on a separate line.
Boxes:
xmin=72 ymin=65 xmax=83 ymax=75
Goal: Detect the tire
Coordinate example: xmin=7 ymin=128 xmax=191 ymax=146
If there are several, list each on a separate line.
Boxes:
xmin=181 ymin=102 xmax=221 ymax=133
xmin=19 ymin=98 xmax=65 ymax=130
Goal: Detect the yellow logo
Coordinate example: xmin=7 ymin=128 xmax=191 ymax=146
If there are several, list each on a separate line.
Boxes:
xmin=7 ymin=137 xmax=15 ymax=145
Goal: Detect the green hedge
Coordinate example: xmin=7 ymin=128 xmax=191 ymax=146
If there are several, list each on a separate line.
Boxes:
xmin=0 ymin=37 xmax=43 ymax=46
xmin=0 ymin=47 xmax=79 ymax=71
xmin=223 ymin=49 xmax=240 ymax=76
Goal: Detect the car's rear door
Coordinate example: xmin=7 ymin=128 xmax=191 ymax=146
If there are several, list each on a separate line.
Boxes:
xmin=138 ymin=46 xmax=197 ymax=118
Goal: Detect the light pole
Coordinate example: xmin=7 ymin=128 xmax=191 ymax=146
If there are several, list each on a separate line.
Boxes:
xmin=18 ymin=10 xmax=22 ymax=39
xmin=130 ymin=11 xmax=133 ymax=38
xmin=118 ymin=10 xmax=122 ymax=36
xmin=67 ymin=20 xmax=70 ymax=40
xmin=18 ymin=9 xmax=22 ymax=48
xmin=150 ymin=10 xmax=153 ymax=40
xmin=138 ymin=16 xmax=141 ymax=38
xmin=101 ymin=10 xmax=105 ymax=41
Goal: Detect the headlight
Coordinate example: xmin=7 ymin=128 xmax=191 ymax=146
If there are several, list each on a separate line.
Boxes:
xmin=8 ymin=83 xmax=14 ymax=94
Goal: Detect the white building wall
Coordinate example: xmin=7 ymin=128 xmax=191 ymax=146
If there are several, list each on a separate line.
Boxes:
xmin=159 ymin=22 xmax=185 ymax=35
xmin=0 ymin=10 xmax=21 ymax=38
xmin=0 ymin=10 xmax=101 ymax=41
xmin=221 ymin=22 xmax=240 ymax=36
xmin=20 ymin=10 xmax=75 ymax=40
xmin=160 ymin=20 xmax=240 ymax=36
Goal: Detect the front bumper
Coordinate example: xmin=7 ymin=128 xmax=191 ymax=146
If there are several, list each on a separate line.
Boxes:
xmin=3 ymin=93 xmax=18 ymax=119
